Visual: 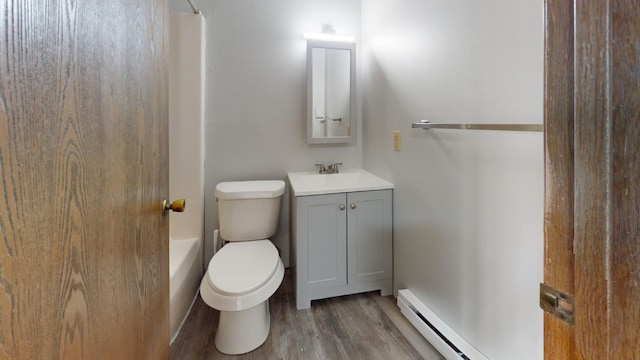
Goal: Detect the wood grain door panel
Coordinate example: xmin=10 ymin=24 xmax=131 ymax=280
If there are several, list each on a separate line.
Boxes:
xmin=0 ymin=1 xmax=168 ymax=358
xmin=545 ymin=0 xmax=640 ymax=358
xmin=544 ymin=0 xmax=576 ymax=358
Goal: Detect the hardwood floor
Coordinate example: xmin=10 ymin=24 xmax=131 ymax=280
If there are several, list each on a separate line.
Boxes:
xmin=171 ymin=270 xmax=443 ymax=359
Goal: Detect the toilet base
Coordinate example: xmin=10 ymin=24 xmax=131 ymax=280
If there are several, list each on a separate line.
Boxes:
xmin=215 ymin=301 xmax=270 ymax=355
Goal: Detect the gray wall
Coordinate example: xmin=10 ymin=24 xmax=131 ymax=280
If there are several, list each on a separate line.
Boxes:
xmin=361 ymin=0 xmax=543 ymax=359
xmin=170 ymin=0 xmax=363 ymax=266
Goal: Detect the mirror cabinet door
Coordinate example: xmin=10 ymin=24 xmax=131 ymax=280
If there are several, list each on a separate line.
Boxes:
xmin=307 ymin=41 xmax=356 ymax=144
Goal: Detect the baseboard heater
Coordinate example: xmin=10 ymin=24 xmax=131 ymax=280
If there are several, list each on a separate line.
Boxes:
xmin=397 ymin=289 xmax=489 ymax=360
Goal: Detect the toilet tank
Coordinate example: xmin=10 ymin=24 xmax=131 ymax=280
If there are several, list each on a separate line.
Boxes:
xmin=215 ymin=180 xmax=285 ymax=241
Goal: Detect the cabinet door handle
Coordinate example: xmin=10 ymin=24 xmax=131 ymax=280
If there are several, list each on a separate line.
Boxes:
xmin=339 ymin=204 xmax=346 ymax=210
xmin=350 ymin=203 xmax=356 ymax=209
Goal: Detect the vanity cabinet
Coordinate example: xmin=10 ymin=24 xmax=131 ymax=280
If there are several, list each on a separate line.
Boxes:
xmin=291 ymin=189 xmax=392 ymax=309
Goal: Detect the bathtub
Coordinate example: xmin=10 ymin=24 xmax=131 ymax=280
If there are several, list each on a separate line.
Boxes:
xmin=170 ymin=237 xmax=203 ymax=343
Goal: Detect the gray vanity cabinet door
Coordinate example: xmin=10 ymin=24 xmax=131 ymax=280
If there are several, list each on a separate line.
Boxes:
xmin=347 ymin=190 xmax=393 ymax=285
xmin=296 ymin=193 xmax=347 ymax=291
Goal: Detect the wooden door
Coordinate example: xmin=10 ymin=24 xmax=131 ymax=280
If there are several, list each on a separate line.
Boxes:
xmin=544 ymin=0 xmax=640 ymax=358
xmin=0 ymin=1 xmax=169 ymax=359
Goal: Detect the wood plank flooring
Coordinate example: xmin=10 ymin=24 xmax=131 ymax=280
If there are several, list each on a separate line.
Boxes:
xmin=171 ymin=270 xmax=443 ymax=359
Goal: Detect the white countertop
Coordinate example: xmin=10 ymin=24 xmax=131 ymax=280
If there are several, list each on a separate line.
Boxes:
xmin=287 ymin=168 xmax=394 ymax=196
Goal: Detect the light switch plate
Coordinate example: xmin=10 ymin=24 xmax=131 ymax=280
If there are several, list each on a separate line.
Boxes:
xmin=393 ymin=131 xmax=401 ymax=151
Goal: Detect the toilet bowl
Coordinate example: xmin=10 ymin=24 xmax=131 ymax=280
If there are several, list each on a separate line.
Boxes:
xmin=199 ymin=180 xmax=285 ymax=355
xmin=200 ymin=240 xmax=284 ymax=354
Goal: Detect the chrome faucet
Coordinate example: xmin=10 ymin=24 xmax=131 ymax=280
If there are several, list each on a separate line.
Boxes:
xmin=315 ymin=162 xmax=342 ymax=174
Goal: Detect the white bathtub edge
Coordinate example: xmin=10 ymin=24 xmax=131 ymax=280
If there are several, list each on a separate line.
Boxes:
xmin=170 ymin=238 xmax=204 ymax=342
xmin=170 ymin=290 xmax=199 ymax=345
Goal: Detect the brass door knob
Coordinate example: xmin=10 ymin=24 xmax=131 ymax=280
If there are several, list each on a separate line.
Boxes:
xmin=162 ymin=199 xmax=186 ymax=216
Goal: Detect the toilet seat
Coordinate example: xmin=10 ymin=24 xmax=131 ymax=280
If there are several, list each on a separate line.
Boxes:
xmin=200 ymin=239 xmax=285 ymax=312
xmin=207 ymin=240 xmax=279 ymax=296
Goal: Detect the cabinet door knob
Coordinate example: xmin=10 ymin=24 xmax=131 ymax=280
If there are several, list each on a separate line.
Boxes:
xmin=339 ymin=204 xmax=346 ymax=210
xmin=350 ymin=203 xmax=356 ymax=209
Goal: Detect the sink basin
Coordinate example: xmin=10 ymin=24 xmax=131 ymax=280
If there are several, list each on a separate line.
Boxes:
xmin=288 ymin=169 xmax=394 ymax=196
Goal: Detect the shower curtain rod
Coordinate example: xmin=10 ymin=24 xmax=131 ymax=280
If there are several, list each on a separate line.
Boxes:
xmin=187 ymin=0 xmax=201 ymax=14
xmin=412 ymin=120 xmax=543 ymax=132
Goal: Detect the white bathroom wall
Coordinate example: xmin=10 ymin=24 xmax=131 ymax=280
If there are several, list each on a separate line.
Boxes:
xmin=169 ymin=13 xmax=205 ymax=242
xmin=361 ymin=1 xmax=544 ymax=359
xmin=170 ymin=0 xmax=363 ymax=266
xmin=168 ymin=12 xmax=206 ymax=342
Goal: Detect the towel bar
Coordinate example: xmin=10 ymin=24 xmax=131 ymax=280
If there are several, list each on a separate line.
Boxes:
xmin=412 ymin=120 xmax=543 ymax=132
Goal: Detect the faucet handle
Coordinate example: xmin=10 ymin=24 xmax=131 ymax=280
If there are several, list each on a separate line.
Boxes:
xmin=327 ymin=162 xmax=343 ymax=173
xmin=315 ymin=163 xmax=327 ymax=173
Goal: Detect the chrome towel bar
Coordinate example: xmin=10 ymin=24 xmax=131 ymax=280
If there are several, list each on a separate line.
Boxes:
xmin=412 ymin=120 xmax=543 ymax=132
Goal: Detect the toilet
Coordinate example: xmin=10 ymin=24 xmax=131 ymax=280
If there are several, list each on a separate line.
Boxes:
xmin=199 ymin=180 xmax=286 ymax=355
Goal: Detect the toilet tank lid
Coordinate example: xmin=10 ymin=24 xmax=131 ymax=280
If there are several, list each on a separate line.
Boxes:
xmin=215 ymin=180 xmax=285 ymax=200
